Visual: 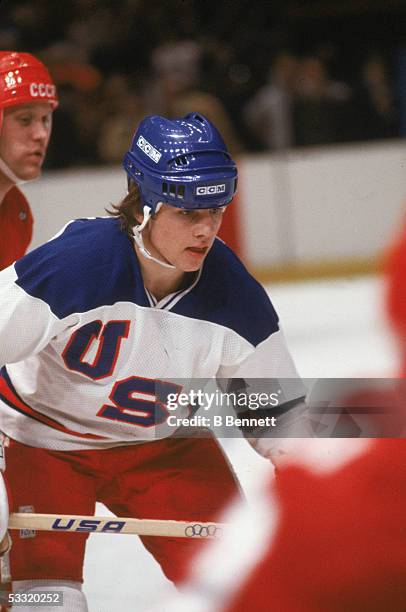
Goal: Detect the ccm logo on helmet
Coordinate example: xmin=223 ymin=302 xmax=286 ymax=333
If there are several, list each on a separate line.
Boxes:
xmin=137 ymin=135 xmax=162 ymax=163
xmin=29 ymin=83 xmax=56 ymax=99
xmin=196 ymin=184 xmax=226 ymax=196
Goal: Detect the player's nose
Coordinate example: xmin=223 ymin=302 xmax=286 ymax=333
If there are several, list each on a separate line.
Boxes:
xmin=193 ymin=214 xmax=218 ymax=238
xmin=31 ymin=119 xmax=49 ymax=142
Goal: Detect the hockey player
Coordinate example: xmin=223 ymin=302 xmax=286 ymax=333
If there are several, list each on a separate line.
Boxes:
xmin=0 ymin=51 xmax=58 ymax=270
xmin=0 ymin=113 xmax=304 ymax=610
xmin=386 ymin=214 xmax=406 ymax=375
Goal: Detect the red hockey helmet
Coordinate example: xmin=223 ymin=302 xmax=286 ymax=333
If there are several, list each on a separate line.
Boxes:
xmin=0 ymin=51 xmax=58 ymax=116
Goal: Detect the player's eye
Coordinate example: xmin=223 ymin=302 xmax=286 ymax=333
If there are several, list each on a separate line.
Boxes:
xmin=210 ymin=207 xmax=225 ymax=216
xmin=17 ymin=114 xmax=31 ymax=126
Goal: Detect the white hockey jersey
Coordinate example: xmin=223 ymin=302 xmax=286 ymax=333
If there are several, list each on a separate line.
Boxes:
xmin=0 ymin=218 xmax=303 ymax=450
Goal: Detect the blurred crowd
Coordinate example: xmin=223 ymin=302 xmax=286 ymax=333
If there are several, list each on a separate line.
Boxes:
xmin=0 ymin=0 xmax=401 ymax=168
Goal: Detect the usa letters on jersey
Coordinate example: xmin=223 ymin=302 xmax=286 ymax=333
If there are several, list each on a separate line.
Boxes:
xmin=0 ymin=218 xmax=300 ymax=450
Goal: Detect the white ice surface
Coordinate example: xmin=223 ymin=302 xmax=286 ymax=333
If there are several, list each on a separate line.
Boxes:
xmin=82 ymin=274 xmax=398 ymax=611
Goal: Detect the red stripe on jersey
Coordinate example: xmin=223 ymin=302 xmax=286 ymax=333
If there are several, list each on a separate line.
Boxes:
xmin=0 ymin=375 xmax=107 ymax=440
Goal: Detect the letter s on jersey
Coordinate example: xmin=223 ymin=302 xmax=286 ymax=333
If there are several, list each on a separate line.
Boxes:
xmin=97 ymin=376 xmax=182 ymax=428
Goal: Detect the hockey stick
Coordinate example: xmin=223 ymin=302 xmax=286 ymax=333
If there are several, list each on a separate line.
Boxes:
xmin=8 ymin=512 xmax=225 ymax=539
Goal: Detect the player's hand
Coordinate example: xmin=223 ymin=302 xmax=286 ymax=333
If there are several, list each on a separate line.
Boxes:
xmin=247 ymin=401 xmax=314 ymax=467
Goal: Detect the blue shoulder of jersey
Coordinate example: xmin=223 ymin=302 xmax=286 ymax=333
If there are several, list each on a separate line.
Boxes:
xmin=173 ymin=239 xmax=279 ymax=347
xmin=14 ymin=218 xmax=149 ymax=318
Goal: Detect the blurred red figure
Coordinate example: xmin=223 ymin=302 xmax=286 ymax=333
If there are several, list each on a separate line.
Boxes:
xmin=386 ymin=217 xmax=406 ymax=375
xmin=0 ymin=52 xmax=58 ymax=270
xmin=162 ymin=438 xmax=406 ymax=612
xmin=223 ymin=440 xmax=406 ymax=612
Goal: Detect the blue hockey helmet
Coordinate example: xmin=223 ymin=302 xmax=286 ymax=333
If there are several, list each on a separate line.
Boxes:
xmin=123 ymin=113 xmax=238 ymax=212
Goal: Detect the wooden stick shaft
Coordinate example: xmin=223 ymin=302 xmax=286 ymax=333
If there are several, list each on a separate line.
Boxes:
xmin=8 ymin=512 xmax=225 ymax=539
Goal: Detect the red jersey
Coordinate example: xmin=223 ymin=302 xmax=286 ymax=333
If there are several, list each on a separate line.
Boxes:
xmin=386 ymin=215 xmax=406 ymax=374
xmin=225 ymin=439 xmax=406 ymax=612
xmin=165 ymin=439 xmax=406 ymax=612
xmin=0 ymin=186 xmax=33 ymax=270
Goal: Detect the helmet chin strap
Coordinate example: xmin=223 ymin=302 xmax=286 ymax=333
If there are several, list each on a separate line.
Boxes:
xmin=0 ymin=156 xmax=24 ymax=184
xmin=133 ymin=203 xmax=176 ymax=270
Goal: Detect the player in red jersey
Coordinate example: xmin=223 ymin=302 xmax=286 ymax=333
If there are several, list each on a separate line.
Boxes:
xmin=0 ymin=52 xmax=58 ymax=270
xmin=0 ymin=51 xmax=57 ymax=609
xmin=159 ymin=437 xmax=406 ymax=612
xmin=228 ymin=438 xmax=406 ymax=612
xmin=386 ymin=214 xmax=406 ymax=375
